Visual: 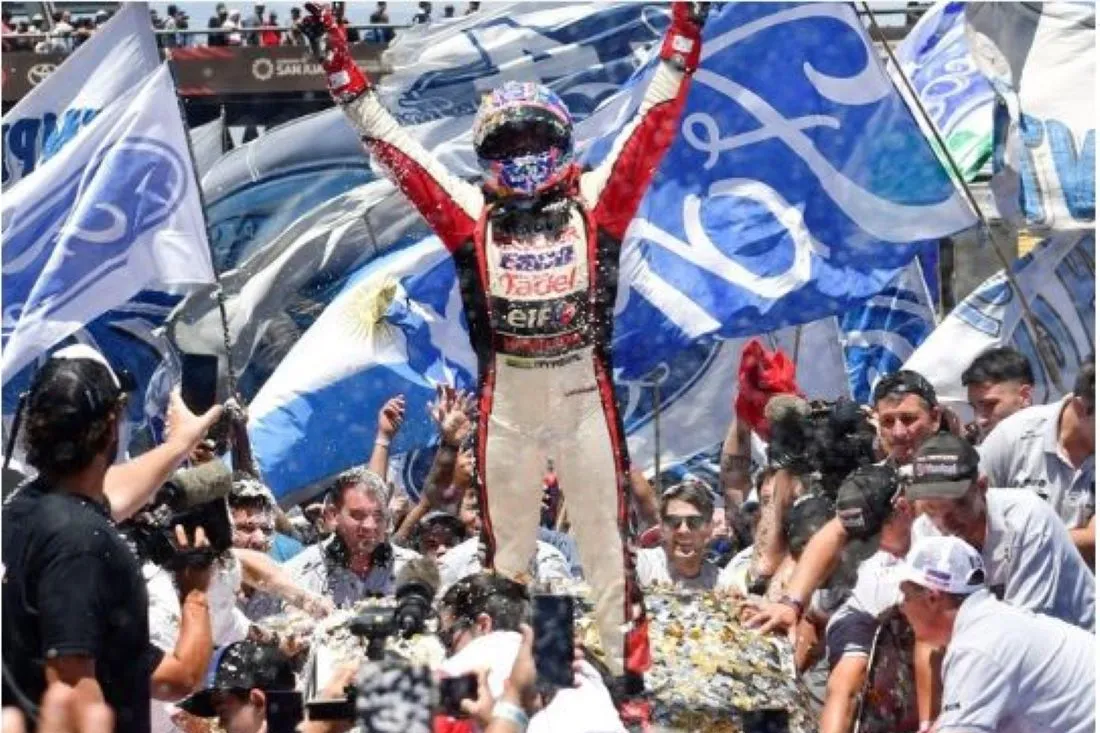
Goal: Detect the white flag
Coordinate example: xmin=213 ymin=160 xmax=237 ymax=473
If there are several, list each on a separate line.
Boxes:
xmin=2 ymin=64 xmax=216 ymax=380
xmin=1 ymin=2 xmax=160 ymax=187
xmin=965 ymin=3 xmax=1095 ymax=231
xmin=904 ymin=232 xmax=1095 ymax=418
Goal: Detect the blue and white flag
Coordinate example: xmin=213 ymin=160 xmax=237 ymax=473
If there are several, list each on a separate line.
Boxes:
xmin=609 ymin=2 xmax=976 ymax=379
xmin=905 ymin=232 xmax=1095 ymax=417
xmin=966 ymin=3 xmax=1095 ymax=231
xmin=248 ymin=240 xmax=477 ymax=503
xmin=1 ymin=3 xmax=160 ymax=187
xmin=2 ymin=64 xmax=216 ymax=381
xmin=894 ymin=1 xmax=994 ymax=181
xmin=840 ymin=256 xmax=938 ymax=404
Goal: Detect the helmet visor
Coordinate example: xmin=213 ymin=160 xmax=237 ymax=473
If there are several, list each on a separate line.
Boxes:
xmin=475 ymin=109 xmax=571 ymax=161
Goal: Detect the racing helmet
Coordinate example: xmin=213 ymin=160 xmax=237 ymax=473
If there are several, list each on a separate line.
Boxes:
xmin=473 ymin=81 xmax=574 ymax=197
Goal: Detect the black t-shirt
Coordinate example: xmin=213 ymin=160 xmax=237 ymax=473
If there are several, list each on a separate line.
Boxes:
xmin=2 ymin=480 xmax=157 ymax=733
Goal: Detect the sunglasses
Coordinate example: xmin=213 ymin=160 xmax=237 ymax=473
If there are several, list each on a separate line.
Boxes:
xmin=662 ymin=514 xmax=706 ymax=531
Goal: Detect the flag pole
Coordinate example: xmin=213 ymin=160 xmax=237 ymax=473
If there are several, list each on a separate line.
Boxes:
xmin=862 ymin=3 xmax=1066 ymax=394
xmin=166 ymin=61 xmax=238 ymax=396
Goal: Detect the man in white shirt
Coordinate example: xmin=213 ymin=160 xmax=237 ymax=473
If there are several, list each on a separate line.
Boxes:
xmin=908 ymin=433 xmax=1094 ymax=631
xmin=636 ymin=480 xmax=731 ymax=591
xmin=960 ymin=347 xmax=1034 ymax=442
xmin=897 ymin=535 xmax=1095 ymax=733
xmin=283 ymin=467 xmax=421 ymax=606
xmin=978 ymin=360 xmax=1094 ymax=558
xmin=437 ymin=573 xmax=624 ymax=733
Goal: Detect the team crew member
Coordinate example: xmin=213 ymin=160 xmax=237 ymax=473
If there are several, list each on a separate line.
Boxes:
xmin=960 ymin=347 xmax=1034 ymax=441
xmin=909 ymin=433 xmax=1094 ymax=630
xmin=897 ymin=536 xmax=1096 ymax=733
xmin=978 ymin=360 xmax=1095 ymax=558
xmin=299 ymin=0 xmax=709 ymax=684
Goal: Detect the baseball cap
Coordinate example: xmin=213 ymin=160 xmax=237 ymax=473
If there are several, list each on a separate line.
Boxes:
xmin=834 ymin=464 xmax=902 ymax=541
xmin=51 ymin=344 xmax=136 ymax=394
xmin=871 ymin=370 xmax=938 ymax=407
xmin=907 ymin=433 xmax=980 ymax=501
xmin=179 ymin=642 xmax=296 ymax=717
xmin=896 ymin=535 xmax=986 ymax=595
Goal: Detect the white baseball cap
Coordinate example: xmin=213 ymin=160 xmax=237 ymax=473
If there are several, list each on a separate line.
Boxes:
xmin=896 ymin=535 xmax=986 ymax=595
xmin=51 ymin=344 xmax=122 ymax=390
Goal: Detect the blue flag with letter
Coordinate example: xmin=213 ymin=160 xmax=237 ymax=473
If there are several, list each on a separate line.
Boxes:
xmin=2 ymin=64 xmax=216 ymax=383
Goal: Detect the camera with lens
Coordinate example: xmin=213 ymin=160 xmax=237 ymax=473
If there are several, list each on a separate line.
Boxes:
xmin=268 ymin=557 xmax=443 ymax=733
xmin=122 ymin=460 xmax=235 ymax=571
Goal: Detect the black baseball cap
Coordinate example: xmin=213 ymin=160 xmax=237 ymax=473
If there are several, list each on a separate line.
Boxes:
xmin=179 ymin=642 xmax=296 ymax=717
xmin=871 ymin=370 xmax=938 ymax=407
xmin=906 ymin=433 xmax=980 ymax=501
xmin=834 ymin=464 xmax=902 ymax=541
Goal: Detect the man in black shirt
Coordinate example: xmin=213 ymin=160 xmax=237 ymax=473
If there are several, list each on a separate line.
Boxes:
xmin=1 ymin=346 xmax=213 ymax=733
xmin=207 ymin=3 xmax=228 ymax=46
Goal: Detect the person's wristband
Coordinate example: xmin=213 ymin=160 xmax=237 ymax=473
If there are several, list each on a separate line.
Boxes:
xmin=491 ymin=701 xmax=529 ymax=730
xmin=375 ymin=436 xmax=391 ymax=447
xmin=778 ymin=594 xmax=804 ymax=620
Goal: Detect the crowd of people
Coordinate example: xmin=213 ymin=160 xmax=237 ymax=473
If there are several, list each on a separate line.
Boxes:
xmin=1 ymin=2 xmax=482 ymax=54
xmin=1 ymin=337 xmax=1094 ymax=733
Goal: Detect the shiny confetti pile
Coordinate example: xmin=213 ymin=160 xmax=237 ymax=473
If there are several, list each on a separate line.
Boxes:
xmin=552 ymin=580 xmax=817 ymax=733
xmin=267 ymin=585 xmax=815 ymax=731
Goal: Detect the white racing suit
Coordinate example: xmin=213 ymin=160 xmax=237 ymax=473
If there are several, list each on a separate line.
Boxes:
xmin=331 ymin=20 xmax=700 ymax=679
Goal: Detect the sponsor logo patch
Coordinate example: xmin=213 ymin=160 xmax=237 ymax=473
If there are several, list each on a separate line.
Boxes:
xmin=499 ymin=245 xmax=575 ymax=272
xmin=498 ymin=268 xmax=578 ymax=298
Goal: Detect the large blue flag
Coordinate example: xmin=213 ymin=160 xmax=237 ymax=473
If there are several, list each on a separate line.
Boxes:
xmin=246 ymin=2 xmax=979 ymax=501
xmin=609 ymin=3 xmax=975 ymax=379
xmin=2 ymin=64 xmax=215 ymax=382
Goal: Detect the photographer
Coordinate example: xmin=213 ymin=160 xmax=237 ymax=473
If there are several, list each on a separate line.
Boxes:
xmin=437 ymin=575 xmax=622 ymax=733
xmin=2 ymin=346 xmax=212 ymax=733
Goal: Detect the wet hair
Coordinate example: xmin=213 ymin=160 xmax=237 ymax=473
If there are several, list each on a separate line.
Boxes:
xmin=659 ymin=479 xmax=715 ymax=520
xmin=22 ymin=358 xmax=124 ymax=478
xmin=872 ymin=369 xmax=938 ymax=411
xmin=228 ymin=472 xmax=274 ymax=513
xmin=325 ymin=467 xmax=389 ymax=514
xmin=784 ymin=493 xmax=834 ymax=558
xmin=961 ymin=347 xmax=1035 ymax=387
xmin=1074 ymin=358 xmax=1095 ymax=416
xmin=440 ymin=573 xmax=531 ymax=631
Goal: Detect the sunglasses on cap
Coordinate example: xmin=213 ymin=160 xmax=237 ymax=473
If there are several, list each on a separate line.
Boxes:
xmin=662 ymin=514 xmax=707 ymax=531
xmin=872 ymin=371 xmax=937 ymax=407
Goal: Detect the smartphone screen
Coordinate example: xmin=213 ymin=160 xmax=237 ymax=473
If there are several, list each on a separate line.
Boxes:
xmin=179 ymin=353 xmax=219 ymax=415
xmin=532 ymin=594 xmax=574 ymax=688
xmin=437 ymin=673 xmax=477 ymax=718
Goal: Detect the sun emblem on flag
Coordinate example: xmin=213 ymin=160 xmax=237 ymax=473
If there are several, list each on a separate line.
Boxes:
xmin=342 ymin=275 xmax=398 ymax=343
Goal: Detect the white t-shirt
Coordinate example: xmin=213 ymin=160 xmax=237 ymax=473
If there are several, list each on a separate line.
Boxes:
xmin=938 ymin=589 xmax=1096 ymax=733
xmin=824 ymin=550 xmax=902 ymax=666
xmin=634 ymin=546 xmax=726 ymax=591
xmin=282 ymin=537 xmax=421 ymax=607
xmin=440 ymin=631 xmax=625 ymax=733
xmin=912 ymin=489 xmax=1094 ymax=631
xmin=145 ymin=559 xmax=250 ymax=733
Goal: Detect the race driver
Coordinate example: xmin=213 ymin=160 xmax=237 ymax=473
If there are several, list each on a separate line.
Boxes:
xmin=300 ymin=1 xmax=708 ymax=698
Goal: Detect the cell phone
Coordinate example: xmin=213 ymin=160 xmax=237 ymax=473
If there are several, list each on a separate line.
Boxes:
xmin=179 ymin=353 xmax=219 ymax=415
xmin=437 ymin=673 xmax=478 ymax=718
xmin=532 ymin=594 xmax=575 ymax=688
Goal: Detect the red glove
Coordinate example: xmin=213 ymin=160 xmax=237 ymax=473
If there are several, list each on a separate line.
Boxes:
xmin=660 ymin=2 xmax=710 ymax=73
xmin=301 ymin=3 xmax=370 ymax=103
xmin=734 ymin=339 xmax=801 ymax=440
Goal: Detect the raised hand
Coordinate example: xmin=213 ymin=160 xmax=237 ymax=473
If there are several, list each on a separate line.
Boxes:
xmin=378 ymin=395 xmax=407 ymax=440
xmin=165 ymin=389 xmax=224 ymax=457
xmin=301 ymin=3 xmax=370 ymax=103
xmin=430 ymin=384 xmax=476 ymax=447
